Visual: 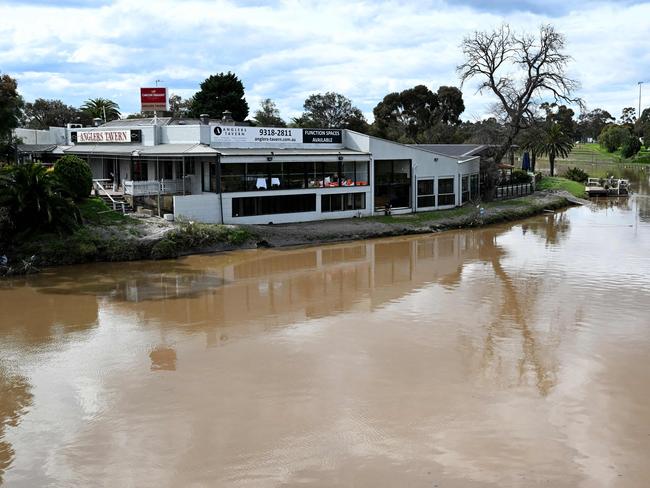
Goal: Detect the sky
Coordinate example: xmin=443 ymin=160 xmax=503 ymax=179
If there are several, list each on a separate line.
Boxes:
xmin=1 ymin=0 xmax=649 ymax=122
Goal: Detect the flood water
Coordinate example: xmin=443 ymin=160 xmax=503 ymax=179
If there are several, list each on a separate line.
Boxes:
xmin=1 ymin=171 xmax=650 ymax=487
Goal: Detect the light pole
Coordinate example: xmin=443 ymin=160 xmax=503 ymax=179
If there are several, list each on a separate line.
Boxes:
xmin=639 ymin=81 xmax=644 ymax=117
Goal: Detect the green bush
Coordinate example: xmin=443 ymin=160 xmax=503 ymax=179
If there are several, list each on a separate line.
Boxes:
xmin=510 ymin=170 xmax=532 ymax=184
xmin=150 ymin=222 xmax=251 ymax=260
xmin=53 ymin=155 xmax=93 ymax=202
xmin=621 ymin=137 xmax=642 ymax=158
xmin=598 ymin=126 xmax=631 ymax=153
xmin=0 ymin=162 xmax=81 ymax=239
xmin=563 ymin=166 xmax=589 ymax=183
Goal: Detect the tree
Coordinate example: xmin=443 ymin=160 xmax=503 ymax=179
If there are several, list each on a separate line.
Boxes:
xmin=293 ymin=92 xmax=367 ymax=131
xmin=23 ymin=98 xmax=82 ymax=129
xmin=189 ymin=72 xmax=249 ymax=121
xmin=621 ymin=136 xmax=641 ymax=158
xmin=0 ymin=162 xmax=80 ymax=238
xmin=53 ymin=155 xmax=93 ymax=202
xmin=620 ymin=107 xmax=636 ymax=126
xmin=372 ymin=85 xmax=438 ymax=142
xmin=457 ymin=24 xmax=582 ymax=182
xmin=535 ymin=122 xmax=573 ymax=176
xmin=168 ymin=94 xmax=193 ymax=118
xmin=0 ymin=73 xmax=23 ymax=142
xmin=81 ymin=98 xmax=121 ymax=122
xmin=598 ymin=125 xmax=630 ymax=152
xmin=518 ymin=120 xmax=546 ymax=171
xmin=436 ymin=86 xmax=465 ymax=125
xmin=577 ymin=108 xmax=615 ymax=141
xmin=253 ymin=98 xmax=286 ymax=127
xmin=634 ymin=108 xmax=650 ymax=148
xmin=541 ymin=102 xmax=576 ymax=140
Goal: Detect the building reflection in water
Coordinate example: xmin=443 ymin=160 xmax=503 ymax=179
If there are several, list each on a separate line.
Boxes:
xmin=0 ymin=371 xmax=33 ymax=485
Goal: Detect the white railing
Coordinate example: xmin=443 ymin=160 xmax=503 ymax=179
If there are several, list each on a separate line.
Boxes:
xmin=123 ymin=178 xmax=190 ymax=196
xmin=92 ymin=179 xmax=126 ymax=214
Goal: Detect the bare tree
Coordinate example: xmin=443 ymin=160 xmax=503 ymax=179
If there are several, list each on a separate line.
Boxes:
xmin=458 ymin=24 xmax=582 ymax=191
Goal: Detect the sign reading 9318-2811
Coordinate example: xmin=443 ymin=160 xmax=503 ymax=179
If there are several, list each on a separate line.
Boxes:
xmin=211 ymin=126 xmax=342 ymax=146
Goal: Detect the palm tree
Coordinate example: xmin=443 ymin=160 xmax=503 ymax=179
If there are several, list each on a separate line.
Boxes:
xmin=535 ymin=122 xmax=574 ymax=176
xmin=0 ymin=163 xmax=81 ymax=237
xmin=80 ymin=98 xmax=121 ymax=122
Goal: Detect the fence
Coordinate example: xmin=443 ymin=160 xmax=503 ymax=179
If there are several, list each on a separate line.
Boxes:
xmin=495 ymin=182 xmax=534 ymax=200
xmin=124 ymin=178 xmax=190 ymax=196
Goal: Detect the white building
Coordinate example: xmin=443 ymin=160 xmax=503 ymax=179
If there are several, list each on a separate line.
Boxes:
xmin=18 ymin=119 xmax=480 ymax=224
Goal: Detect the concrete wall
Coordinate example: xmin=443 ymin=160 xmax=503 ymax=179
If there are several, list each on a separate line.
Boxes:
xmin=174 ymin=194 xmax=222 ymax=223
xmin=14 ymin=128 xmax=66 ymax=145
xmin=160 ymin=125 xmax=203 ymax=144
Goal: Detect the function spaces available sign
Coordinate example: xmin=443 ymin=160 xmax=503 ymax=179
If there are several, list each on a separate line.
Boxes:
xmin=211 ymin=126 xmax=343 ymax=145
xmin=302 ymin=129 xmax=342 ymax=144
xmin=140 ymin=87 xmax=167 ymax=112
xmin=76 ymin=130 xmax=131 ymax=143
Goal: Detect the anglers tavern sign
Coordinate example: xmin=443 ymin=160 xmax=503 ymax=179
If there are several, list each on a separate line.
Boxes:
xmin=76 ymin=130 xmax=131 ymax=143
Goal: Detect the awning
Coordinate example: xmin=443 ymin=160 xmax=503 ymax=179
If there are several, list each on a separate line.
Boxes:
xmin=140 ymin=144 xmax=219 ymax=155
xmin=64 ymin=144 xmax=145 ymax=155
xmin=17 ymin=144 xmax=57 ymax=153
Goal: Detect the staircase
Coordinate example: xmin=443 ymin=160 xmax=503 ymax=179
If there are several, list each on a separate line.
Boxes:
xmin=98 ymin=193 xmax=134 ymax=213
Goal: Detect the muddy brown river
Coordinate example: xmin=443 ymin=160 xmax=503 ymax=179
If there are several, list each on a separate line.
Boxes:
xmin=1 ymin=170 xmax=650 ymax=487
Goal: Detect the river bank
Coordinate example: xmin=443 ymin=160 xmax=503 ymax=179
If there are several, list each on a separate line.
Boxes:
xmin=0 ymin=190 xmax=581 ymax=276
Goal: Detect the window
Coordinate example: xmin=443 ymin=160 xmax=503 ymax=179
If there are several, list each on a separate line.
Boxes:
xmin=133 ymin=161 xmax=148 ymax=181
xmin=462 ymin=175 xmax=470 ymax=203
xmin=355 ymin=161 xmax=369 ymax=186
xmin=285 ymin=162 xmax=308 ymax=189
xmin=374 ymin=159 xmax=412 ymax=209
xmin=203 ymin=161 xmax=219 ymax=192
xmin=470 ymin=174 xmax=479 ymax=198
xmin=246 ymin=163 xmax=270 ymax=191
xmin=321 ymin=193 xmax=366 ymax=212
xmin=232 ymin=194 xmax=316 ymax=217
xmin=438 ymin=177 xmax=455 ymax=206
xmin=221 ymin=163 xmax=246 ymax=192
xmin=417 ymin=179 xmax=435 ymax=208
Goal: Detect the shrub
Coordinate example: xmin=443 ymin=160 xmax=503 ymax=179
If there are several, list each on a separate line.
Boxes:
xmin=150 ymin=222 xmax=251 ymax=260
xmin=510 ymin=170 xmax=532 ymax=184
xmin=0 ymin=162 xmax=81 ymax=239
xmin=563 ymin=166 xmax=589 ymax=183
xmin=621 ymin=137 xmax=642 ymax=158
xmin=53 ymin=155 xmax=93 ymax=202
xmin=598 ymin=126 xmax=631 ymax=153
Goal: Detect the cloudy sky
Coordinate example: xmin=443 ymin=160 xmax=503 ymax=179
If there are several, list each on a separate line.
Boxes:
xmin=1 ymin=0 xmax=649 ymax=122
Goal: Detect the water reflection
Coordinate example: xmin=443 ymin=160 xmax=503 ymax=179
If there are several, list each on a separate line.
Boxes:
xmin=1 ymin=177 xmax=650 ymax=486
xmin=0 ymin=372 xmax=32 ymax=485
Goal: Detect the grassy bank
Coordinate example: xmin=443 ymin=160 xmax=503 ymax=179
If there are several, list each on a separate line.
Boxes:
xmin=537 ymin=177 xmax=585 ymax=199
xmin=4 ymin=193 xmax=577 ymax=276
xmin=1 ymin=198 xmax=252 ymax=276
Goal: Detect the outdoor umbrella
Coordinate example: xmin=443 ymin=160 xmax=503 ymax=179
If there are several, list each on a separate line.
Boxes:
xmin=522 ymin=152 xmax=531 ymax=171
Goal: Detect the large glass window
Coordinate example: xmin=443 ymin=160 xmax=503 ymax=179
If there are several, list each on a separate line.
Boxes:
xmin=374 ymin=159 xmax=411 ymax=209
xmin=470 ymin=174 xmax=479 ymax=198
xmin=285 ymin=162 xmax=308 ymax=189
xmin=246 ymin=163 xmax=270 ymax=191
xmin=438 ymin=177 xmax=455 ymax=206
xmin=321 ymin=192 xmax=366 ymax=212
xmin=323 ymin=162 xmax=340 ymax=187
xmin=417 ymin=179 xmax=435 ymax=208
xmin=355 ymin=161 xmax=369 ymax=186
xmin=221 ymin=163 xmax=246 ymax=192
xmin=232 ymin=194 xmax=316 ymax=217
xmin=462 ymin=175 xmax=470 ymax=203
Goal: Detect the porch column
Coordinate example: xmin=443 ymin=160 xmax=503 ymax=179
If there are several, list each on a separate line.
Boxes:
xmin=182 ymin=156 xmax=186 ymax=195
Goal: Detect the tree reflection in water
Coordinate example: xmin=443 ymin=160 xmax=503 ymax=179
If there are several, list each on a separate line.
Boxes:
xmin=0 ymin=371 xmax=33 ymax=484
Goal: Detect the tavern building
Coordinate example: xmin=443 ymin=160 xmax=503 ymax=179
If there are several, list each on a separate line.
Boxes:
xmin=15 ymin=118 xmax=480 ymax=224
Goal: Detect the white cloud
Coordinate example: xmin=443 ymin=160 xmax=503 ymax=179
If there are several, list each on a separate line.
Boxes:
xmin=2 ymin=0 xmax=649 ymax=120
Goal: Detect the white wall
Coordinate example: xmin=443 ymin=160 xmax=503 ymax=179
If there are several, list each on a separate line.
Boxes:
xmin=174 ymin=194 xmax=222 ymax=223
xmin=160 ymin=125 xmax=202 ymax=144
xmin=14 ymin=128 xmax=64 ymax=145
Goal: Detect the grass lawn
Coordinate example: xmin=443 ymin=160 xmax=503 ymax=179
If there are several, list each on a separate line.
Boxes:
xmin=537 ymin=177 xmax=585 ymax=198
xmin=78 ymin=197 xmax=135 ymax=226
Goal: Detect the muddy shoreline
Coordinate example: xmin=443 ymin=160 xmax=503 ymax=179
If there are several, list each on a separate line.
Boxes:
xmin=1 ymin=191 xmax=579 ymax=276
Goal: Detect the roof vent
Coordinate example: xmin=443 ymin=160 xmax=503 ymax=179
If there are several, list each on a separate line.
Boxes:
xmin=221 ymin=110 xmax=234 ymax=125
xmin=199 ymin=114 xmax=210 ymax=125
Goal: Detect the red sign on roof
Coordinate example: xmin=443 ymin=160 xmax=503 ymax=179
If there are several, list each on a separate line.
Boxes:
xmin=140 ymin=87 xmax=167 ymax=112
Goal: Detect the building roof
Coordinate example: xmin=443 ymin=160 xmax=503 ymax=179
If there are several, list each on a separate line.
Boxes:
xmin=17 ymin=144 xmax=57 ymax=153
xmin=64 ymin=144 xmax=144 ymax=155
xmin=409 ymin=144 xmax=487 ymax=157
xmin=140 ymin=144 xmax=218 ymax=155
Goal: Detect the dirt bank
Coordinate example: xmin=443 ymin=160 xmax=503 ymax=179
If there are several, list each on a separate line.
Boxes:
xmin=249 ymin=190 xmax=581 ymax=248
